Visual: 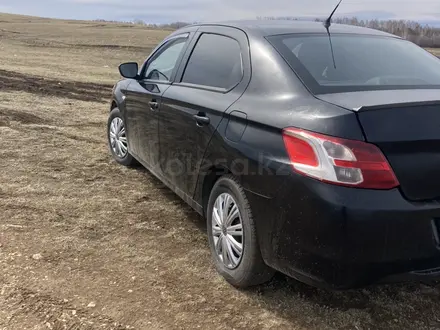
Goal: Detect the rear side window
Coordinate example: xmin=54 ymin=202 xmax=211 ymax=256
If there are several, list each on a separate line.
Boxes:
xmin=181 ymin=33 xmax=243 ymax=89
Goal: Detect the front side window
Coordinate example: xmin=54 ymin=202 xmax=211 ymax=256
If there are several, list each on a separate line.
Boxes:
xmin=144 ymin=37 xmax=187 ymax=81
xmin=268 ymin=34 xmax=440 ymax=94
xmin=181 ymin=33 xmax=243 ymax=89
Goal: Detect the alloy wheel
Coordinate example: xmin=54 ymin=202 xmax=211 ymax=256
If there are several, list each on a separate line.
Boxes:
xmin=109 ymin=117 xmax=128 ymax=158
xmin=212 ymin=193 xmax=244 ymax=269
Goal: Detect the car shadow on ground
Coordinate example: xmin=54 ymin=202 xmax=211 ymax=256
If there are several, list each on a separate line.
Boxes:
xmin=251 ymin=275 xmax=440 ymax=329
xmin=130 ymin=165 xmax=207 ymax=231
xmin=131 ymin=166 xmax=440 ymax=329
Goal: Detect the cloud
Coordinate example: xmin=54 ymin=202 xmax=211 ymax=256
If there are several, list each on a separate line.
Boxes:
xmin=0 ymin=0 xmax=439 ymax=23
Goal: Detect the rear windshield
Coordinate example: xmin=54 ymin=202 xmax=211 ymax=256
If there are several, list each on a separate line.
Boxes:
xmin=268 ymin=34 xmax=440 ymax=94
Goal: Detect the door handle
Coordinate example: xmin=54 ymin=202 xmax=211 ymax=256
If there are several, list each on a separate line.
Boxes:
xmin=193 ymin=114 xmax=210 ymax=126
xmin=149 ymin=100 xmax=159 ymax=111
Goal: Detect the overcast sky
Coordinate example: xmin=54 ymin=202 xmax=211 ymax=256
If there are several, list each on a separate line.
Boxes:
xmin=0 ymin=0 xmax=439 ymax=24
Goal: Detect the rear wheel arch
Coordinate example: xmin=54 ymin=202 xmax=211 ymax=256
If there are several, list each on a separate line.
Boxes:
xmin=201 ymin=166 xmax=231 ymax=217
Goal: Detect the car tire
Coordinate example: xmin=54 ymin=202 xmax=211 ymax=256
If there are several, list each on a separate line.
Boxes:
xmin=107 ymin=108 xmax=137 ymax=167
xmin=207 ymin=175 xmax=275 ymax=288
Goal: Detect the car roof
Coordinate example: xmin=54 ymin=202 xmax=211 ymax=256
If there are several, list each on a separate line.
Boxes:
xmin=188 ymin=20 xmax=398 ymax=38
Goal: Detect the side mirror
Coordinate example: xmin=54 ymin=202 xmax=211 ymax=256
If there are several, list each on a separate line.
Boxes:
xmin=119 ymin=62 xmax=139 ymax=79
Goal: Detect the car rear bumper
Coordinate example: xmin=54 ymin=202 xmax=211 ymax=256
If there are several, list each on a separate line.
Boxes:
xmin=247 ymin=173 xmax=440 ymax=289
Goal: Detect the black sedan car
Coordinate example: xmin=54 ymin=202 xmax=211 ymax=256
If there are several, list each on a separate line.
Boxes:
xmin=107 ymin=20 xmax=440 ymax=289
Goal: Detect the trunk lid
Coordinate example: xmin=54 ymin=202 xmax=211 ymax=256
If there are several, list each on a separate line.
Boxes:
xmin=317 ymin=90 xmax=440 ymax=201
xmin=317 ymin=89 xmax=440 ymax=111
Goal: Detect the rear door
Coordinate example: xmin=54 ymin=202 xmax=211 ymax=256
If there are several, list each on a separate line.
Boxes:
xmin=125 ymin=34 xmax=190 ymax=168
xmin=158 ymin=26 xmax=251 ymax=197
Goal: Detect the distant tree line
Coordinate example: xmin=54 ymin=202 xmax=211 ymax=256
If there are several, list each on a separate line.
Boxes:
xmin=258 ymin=16 xmax=440 ymax=48
xmin=95 ymin=17 xmax=440 ymax=48
xmin=94 ymin=19 xmax=191 ymax=30
xmin=132 ymin=20 xmax=191 ymax=30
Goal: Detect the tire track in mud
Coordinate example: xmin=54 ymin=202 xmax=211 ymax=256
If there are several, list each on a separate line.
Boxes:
xmin=0 ymin=102 xmax=105 ymax=145
xmin=0 ymin=107 xmax=47 ymax=126
xmin=0 ymin=69 xmax=113 ymax=102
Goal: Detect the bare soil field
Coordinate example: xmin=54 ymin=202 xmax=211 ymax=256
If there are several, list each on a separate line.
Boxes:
xmin=1 ymin=12 xmax=440 ymax=330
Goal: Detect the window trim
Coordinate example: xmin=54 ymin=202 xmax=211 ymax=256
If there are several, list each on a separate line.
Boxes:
xmin=178 ymin=32 xmax=244 ymax=92
xmin=172 ymin=81 xmax=230 ymax=94
xmin=139 ymin=33 xmax=190 ymax=84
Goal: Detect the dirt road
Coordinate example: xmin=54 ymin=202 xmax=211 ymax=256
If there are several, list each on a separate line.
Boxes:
xmin=1 ymin=12 xmax=440 ymax=330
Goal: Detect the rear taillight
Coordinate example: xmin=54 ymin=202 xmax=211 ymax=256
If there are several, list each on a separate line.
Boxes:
xmin=282 ymin=128 xmax=399 ymax=189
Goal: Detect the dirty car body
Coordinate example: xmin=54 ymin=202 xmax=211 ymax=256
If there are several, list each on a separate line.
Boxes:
xmin=110 ymin=21 xmax=440 ymax=289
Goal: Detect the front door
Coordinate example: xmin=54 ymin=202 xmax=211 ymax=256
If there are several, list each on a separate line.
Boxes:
xmin=159 ymin=27 xmax=251 ymax=197
xmin=125 ymin=34 xmax=190 ymax=169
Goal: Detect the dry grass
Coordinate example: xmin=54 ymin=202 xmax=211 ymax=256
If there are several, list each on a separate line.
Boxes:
xmin=427 ymin=48 xmax=440 ymax=57
xmin=0 ymin=13 xmax=170 ymax=83
xmin=1 ymin=12 xmax=440 ymax=330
